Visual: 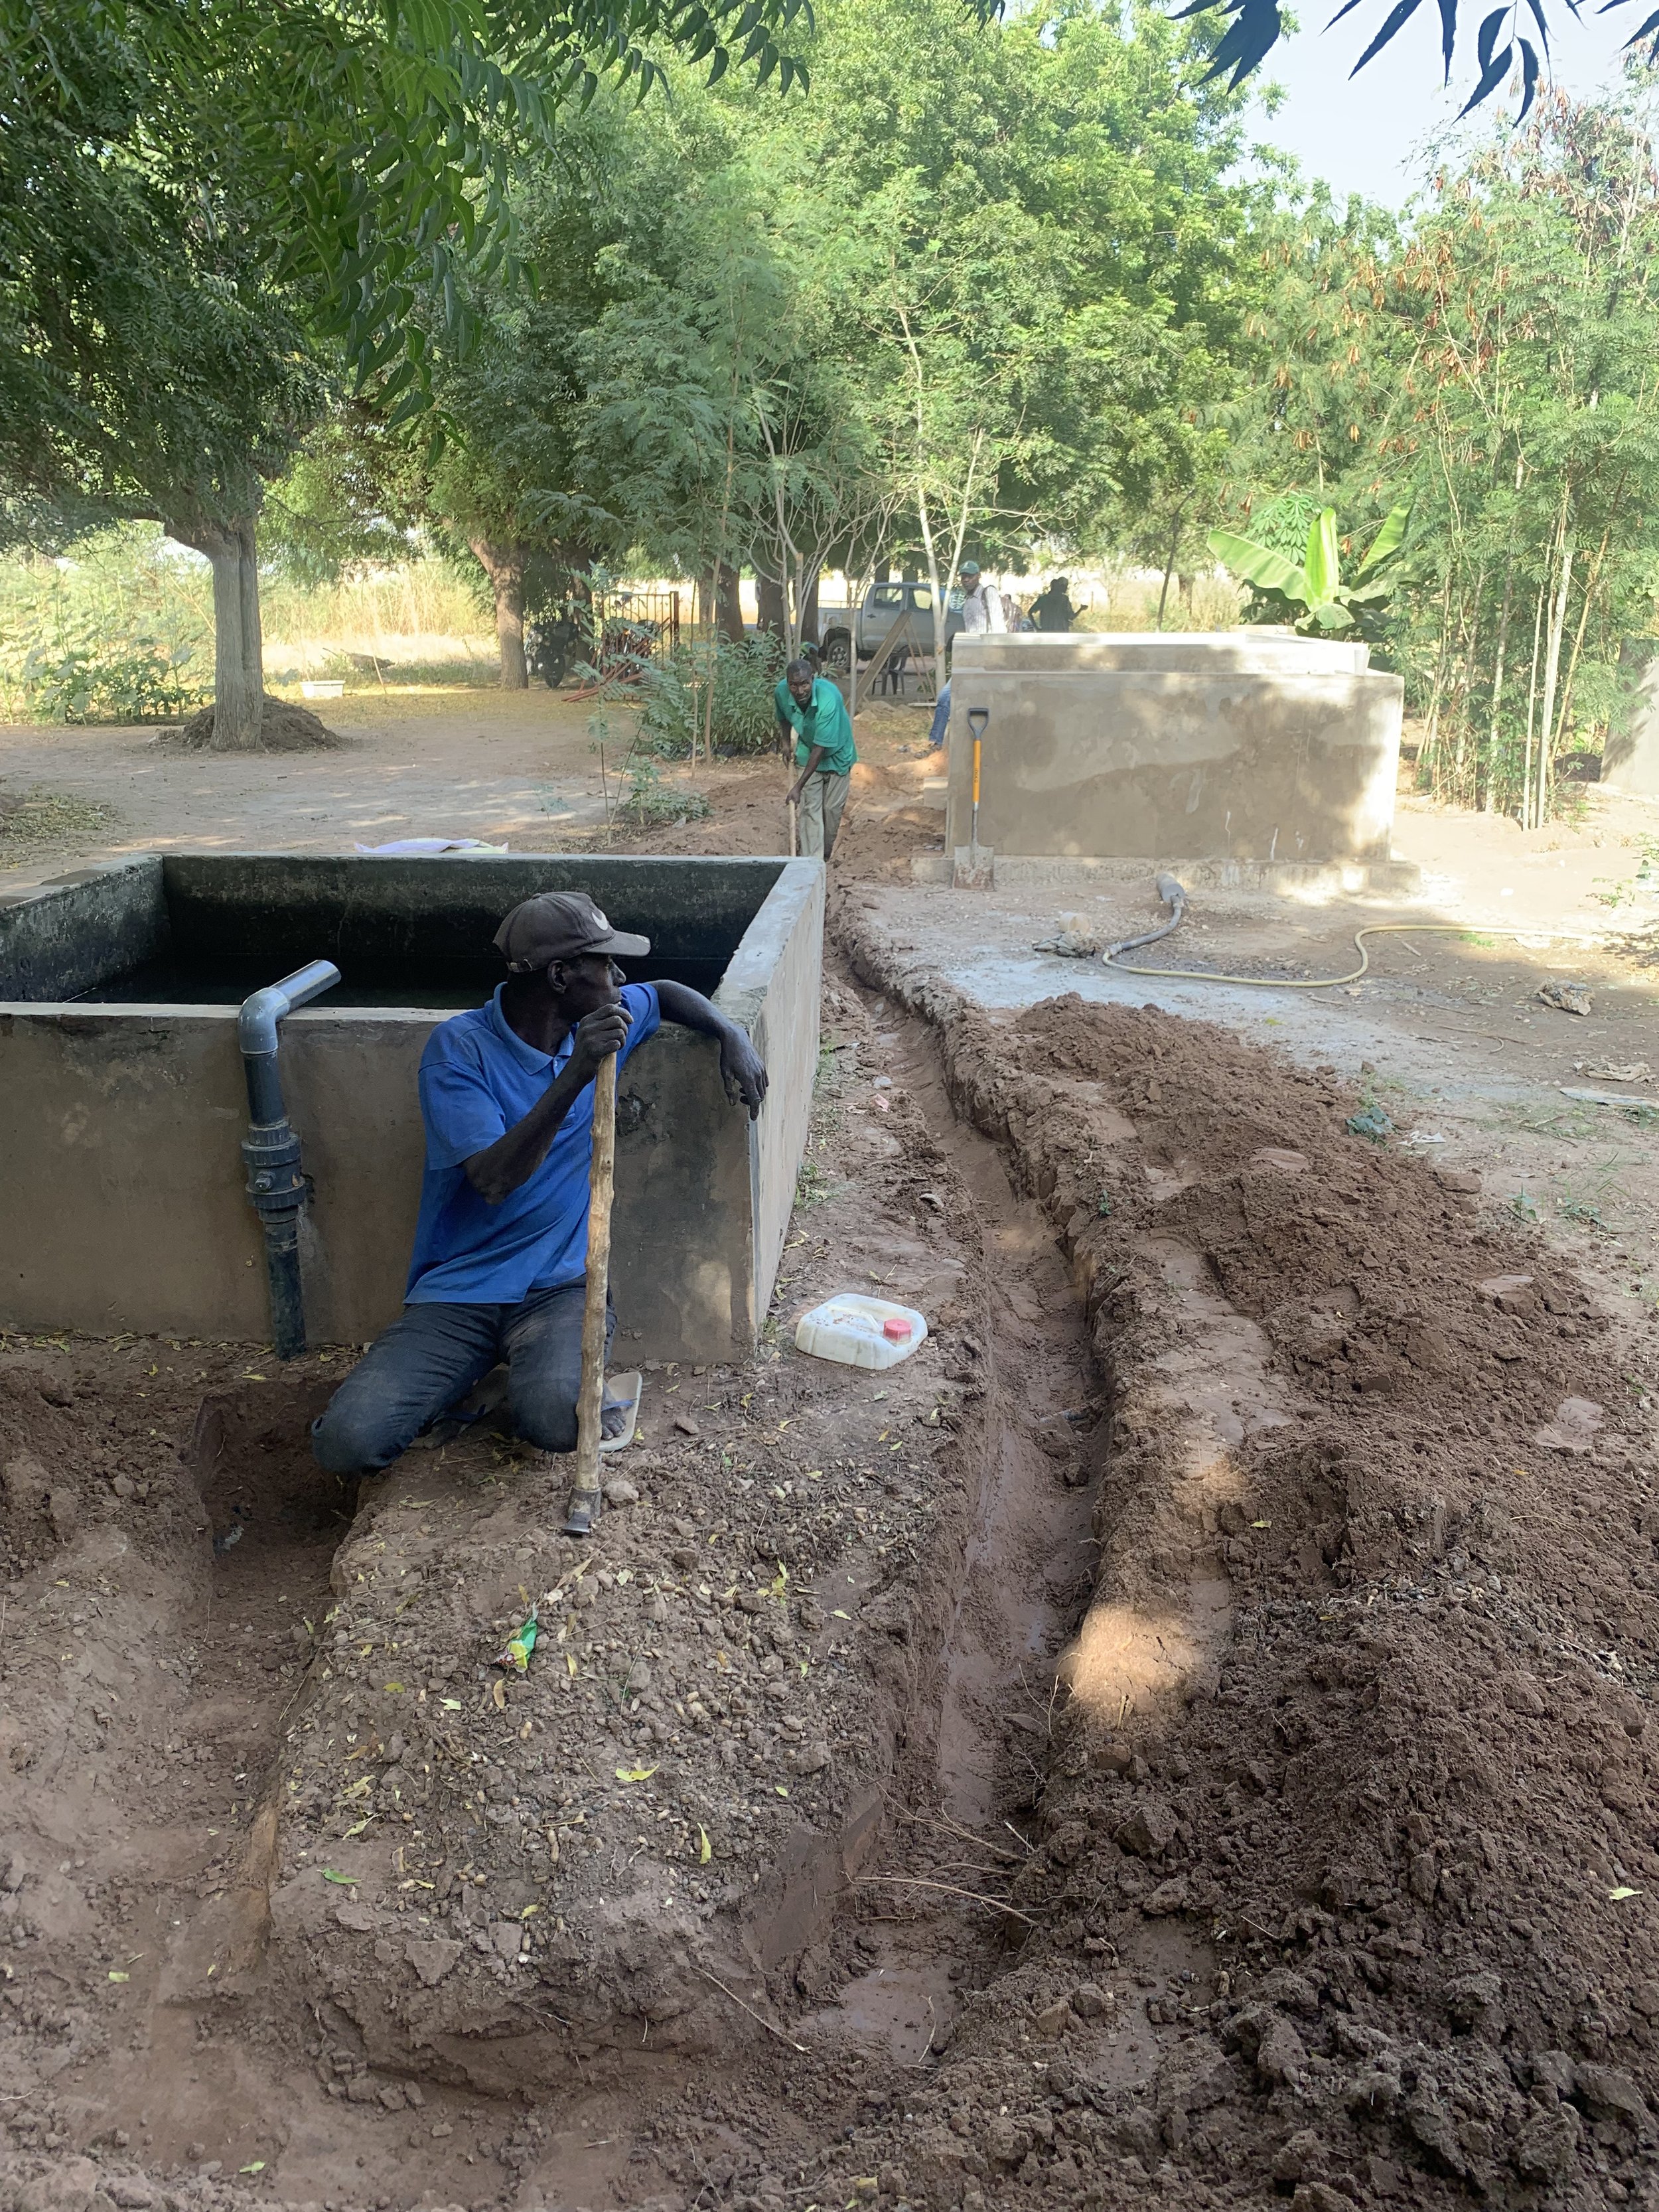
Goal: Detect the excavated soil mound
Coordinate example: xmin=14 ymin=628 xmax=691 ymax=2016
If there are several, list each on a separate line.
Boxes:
xmin=7 ymin=938 xmax=1659 ymax=2212
xmin=820 ymin=924 xmax=1659 ymax=2209
xmin=169 ymin=697 xmax=347 ymax=751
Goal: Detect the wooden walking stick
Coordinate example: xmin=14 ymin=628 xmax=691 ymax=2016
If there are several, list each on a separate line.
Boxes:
xmin=562 ymin=1051 xmax=618 ymax=1537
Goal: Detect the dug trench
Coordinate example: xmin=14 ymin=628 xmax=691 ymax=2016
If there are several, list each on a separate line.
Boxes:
xmin=0 ymin=962 xmax=1100 ymax=2211
xmin=1 ymin=930 xmax=1656 ymax=2212
xmin=824 ymin=903 xmax=1659 ymax=2211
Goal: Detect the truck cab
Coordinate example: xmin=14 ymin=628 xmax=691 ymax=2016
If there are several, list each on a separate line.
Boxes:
xmin=820 ymin=579 xmax=963 ymax=671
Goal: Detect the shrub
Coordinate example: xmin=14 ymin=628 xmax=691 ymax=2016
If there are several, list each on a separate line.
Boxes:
xmin=17 ymin=625 xmax=207 ymax=723
xmin=615 ymin=759 xmax=711 ymax=828
xmin=634 ymin=634 xmax=786 ymax=758
xmin=0 ymin=528 xmax=212 ymax=723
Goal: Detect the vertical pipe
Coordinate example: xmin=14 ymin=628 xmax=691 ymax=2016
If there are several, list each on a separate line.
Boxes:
xmin=238 ymin=960 xmax=340 ymax=1357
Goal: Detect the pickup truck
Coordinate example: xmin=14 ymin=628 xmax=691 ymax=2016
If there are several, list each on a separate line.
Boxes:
xmin=819 ymin=579 xmax=964 ymax=670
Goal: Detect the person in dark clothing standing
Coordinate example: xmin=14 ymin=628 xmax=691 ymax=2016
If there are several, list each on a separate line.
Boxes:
xmin=1029 ymin=577 xmax=1078 ymax=632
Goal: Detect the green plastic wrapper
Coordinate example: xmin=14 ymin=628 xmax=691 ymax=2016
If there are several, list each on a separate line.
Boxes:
xmin=494 ymin=1608 xmax=538 ymax=1673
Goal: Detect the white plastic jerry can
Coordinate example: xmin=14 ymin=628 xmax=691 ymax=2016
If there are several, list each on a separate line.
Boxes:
xmin=794 ymin=1292 xmax=929 ymax=1370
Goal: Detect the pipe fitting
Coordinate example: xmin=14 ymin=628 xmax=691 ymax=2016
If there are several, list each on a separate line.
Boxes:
xmin=238 ymin=960 xmax=340 ymax=1358
xmin=238 ymin=958 xmax=340 ymax=1057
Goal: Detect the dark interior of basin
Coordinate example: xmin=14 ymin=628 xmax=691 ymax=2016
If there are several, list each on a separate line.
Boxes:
xmin=0 ymin=854 xmax=788 ymax=1007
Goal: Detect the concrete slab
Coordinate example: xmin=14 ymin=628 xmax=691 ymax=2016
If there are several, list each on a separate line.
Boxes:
xmin=838 ymin=874 xmax=1646 ymax=1114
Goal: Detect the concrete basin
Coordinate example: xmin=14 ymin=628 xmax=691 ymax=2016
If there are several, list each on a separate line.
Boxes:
xmin=0 ymin=853 xmax=823 ymax=1357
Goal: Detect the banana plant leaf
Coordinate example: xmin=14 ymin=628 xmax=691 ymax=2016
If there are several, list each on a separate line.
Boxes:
xmin=1303 ymin=508 xmax=1340 ymax=606
xmin=1357 ymin=502 xmax=1412 ymax=575
xmin=1309 ymin=600 xmax=1354 ymax=630
xmin=1206 ymin=529 xmax=1308 ymax=601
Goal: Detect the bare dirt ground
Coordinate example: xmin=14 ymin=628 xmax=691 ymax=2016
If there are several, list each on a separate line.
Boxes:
xmin=5 ymin=691 xmax=1659 ymax=2211
xmin=0 ymin=687 xmax=937 ymax=889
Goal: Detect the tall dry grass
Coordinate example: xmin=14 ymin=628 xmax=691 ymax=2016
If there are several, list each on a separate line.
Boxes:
xmin=261 ymin=561 xmax=494 ymax=675
xmin=0 ymin=526 xmax=498 ymax=723
xmin=1069 ymin=569 xmax=1244 ymax=632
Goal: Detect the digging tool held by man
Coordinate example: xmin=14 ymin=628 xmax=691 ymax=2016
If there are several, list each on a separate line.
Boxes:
xmin=311 ymin=889 xmax=767 ymax=1480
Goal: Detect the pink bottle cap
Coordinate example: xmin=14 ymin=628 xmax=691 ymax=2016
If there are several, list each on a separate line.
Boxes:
xmin=883 ymin=1317 xmax=913 ymax=1341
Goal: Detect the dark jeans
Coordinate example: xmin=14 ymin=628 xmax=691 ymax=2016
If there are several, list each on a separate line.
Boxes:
xmin=311 ymin=1282 xmax=613 ymax=1475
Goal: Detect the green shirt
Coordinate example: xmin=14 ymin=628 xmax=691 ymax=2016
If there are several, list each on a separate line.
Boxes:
xmin=774 ymin=675 xmax=857 ymax=776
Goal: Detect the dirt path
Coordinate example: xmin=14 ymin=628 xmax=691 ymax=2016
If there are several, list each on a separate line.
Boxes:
xmin=0 ymin=689 xmax=938 ymax=891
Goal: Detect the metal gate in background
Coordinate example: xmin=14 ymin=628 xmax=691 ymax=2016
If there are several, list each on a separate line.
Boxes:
xmin=587 ymin=589 xmax=682 ymax=684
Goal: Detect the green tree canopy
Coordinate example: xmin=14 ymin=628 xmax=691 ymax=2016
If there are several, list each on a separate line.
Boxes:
xmin=1218 ymin=84 xmax=1659 ymax=821
xmin=550 ymin=0 xmax=1279 ymax=640
xmin=0 ymin=0 xmax=813 ymax=741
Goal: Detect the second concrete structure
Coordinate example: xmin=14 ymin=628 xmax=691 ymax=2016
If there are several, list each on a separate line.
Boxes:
xmin=944 ymin=630 xmax=1406 ymax=879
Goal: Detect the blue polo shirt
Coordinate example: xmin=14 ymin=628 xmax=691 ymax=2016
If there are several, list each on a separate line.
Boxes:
xmin=405 ymin=982 xmax=661 ymax=1304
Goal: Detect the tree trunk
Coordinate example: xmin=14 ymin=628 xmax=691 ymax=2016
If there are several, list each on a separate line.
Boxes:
xmin=1538 ymin=521 xmax=1574 ymax=828
xmin=1449 ymin=573 xmax=1479 ymax=804
xmin=1484 ymin=569 xmax=1514 ymax=814
xmin=714 ymin=561 xmax=744 ymax=644
xmin=1553 ymin=524 xmax=1613 ymax=773
xmin=1156 ymin=509 xmax=1185 ymax=632
xmin=1521 ymin=581 xmax=1546 ymax=830
xmin=799 ymin=570 xmax=822 ymax=648
xmin=755 ymin=568 xmax=788 ymax=639
xmin=914 ymin=484 xmax=944 ymax=694
xmin=170 ymin=513 xmax=264 ymax=749
xmin=1420 ymin=573 xmax=1454 ymax=794
xmin=469 ymin=538 xmax=530 ymax=688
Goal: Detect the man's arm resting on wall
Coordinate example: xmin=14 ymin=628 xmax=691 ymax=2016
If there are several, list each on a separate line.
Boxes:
xmin=463 ymin=1003 xmax=633 ymax=1204
xmin=655 ymin=979 xmax=768 ymax=1119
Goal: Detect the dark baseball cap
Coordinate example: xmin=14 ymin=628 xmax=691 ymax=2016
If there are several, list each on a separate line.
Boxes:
xmin=959 ymin=560 xmax=981 ymax=577
xmin=493 ymin=891 xmax=650 ymax=972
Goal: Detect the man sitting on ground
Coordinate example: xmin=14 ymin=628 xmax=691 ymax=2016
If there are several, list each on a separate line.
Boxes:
xmin=775 ymin=655 xmax=857 ymax=861
xmin=312 ymin=890 xmax=767 ymax=1477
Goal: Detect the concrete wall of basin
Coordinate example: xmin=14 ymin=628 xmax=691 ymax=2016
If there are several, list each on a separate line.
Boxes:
xmin=0 ymin=853 xmax=823 ymax=1361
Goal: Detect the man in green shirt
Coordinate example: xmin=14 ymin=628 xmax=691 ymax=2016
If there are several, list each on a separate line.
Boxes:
xmin=774 ymin=656 xmax=857 ymax=861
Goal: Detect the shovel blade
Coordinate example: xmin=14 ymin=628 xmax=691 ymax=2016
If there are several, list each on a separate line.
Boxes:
xmin=562 ymin=1481 xmax=603 ymax=1537
xmin=952 ymin=843 xmax=994 ymax=889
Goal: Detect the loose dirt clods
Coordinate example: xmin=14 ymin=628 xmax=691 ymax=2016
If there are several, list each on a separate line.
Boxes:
xmin=169 ymin=698 xmax=347 ymax=753
xmin=830 ymin=899 xmax=1659 ymax=2209
xmin=3 ymin=907 xmax=1658 ymax=2210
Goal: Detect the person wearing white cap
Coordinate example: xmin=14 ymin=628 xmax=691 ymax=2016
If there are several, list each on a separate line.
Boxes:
xmin=312 ymin=890 xmax=767 ymax=1478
